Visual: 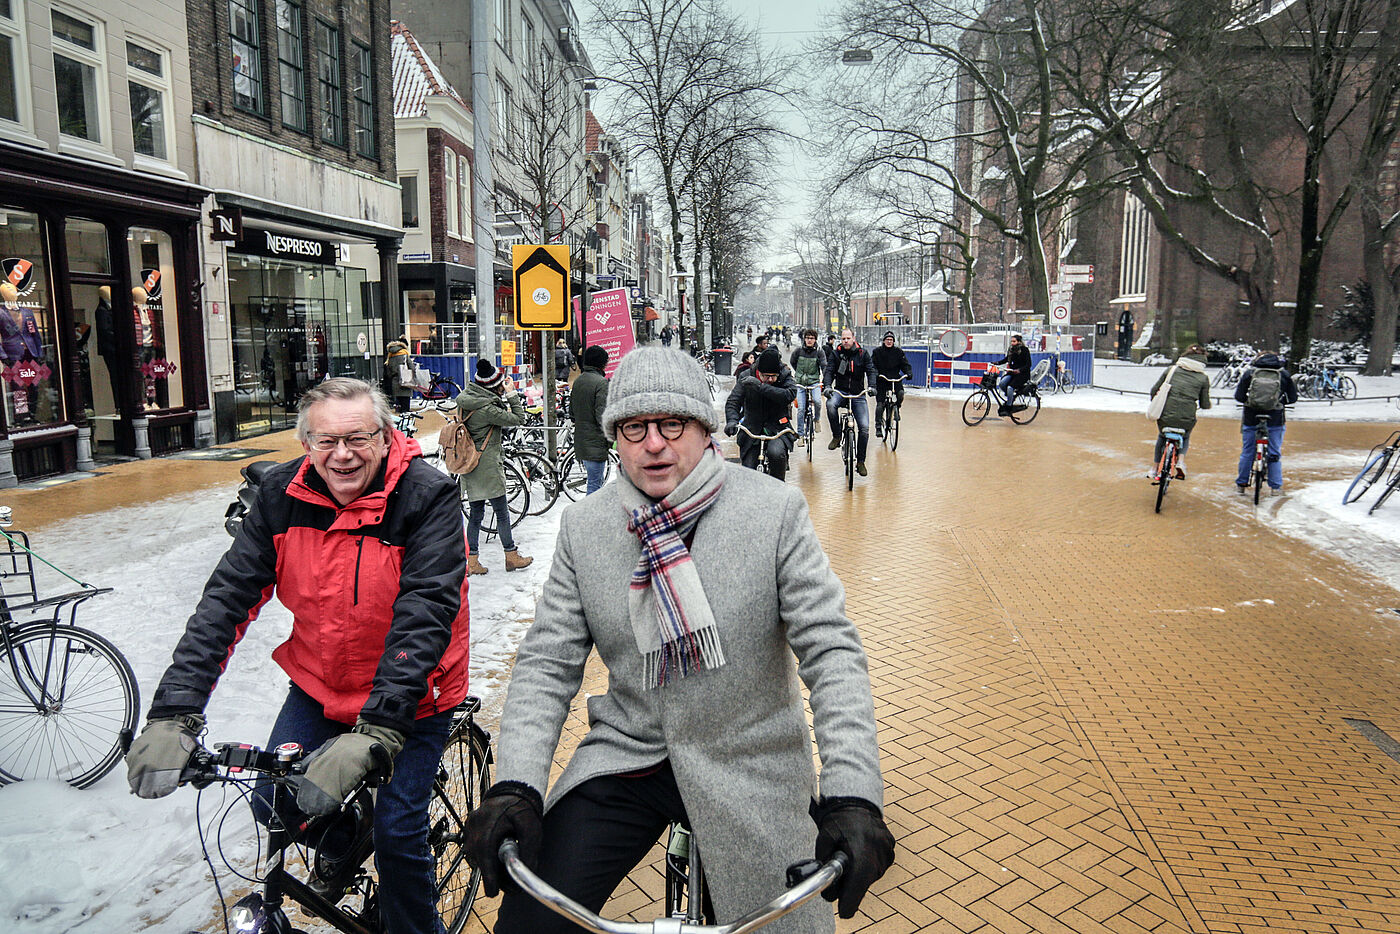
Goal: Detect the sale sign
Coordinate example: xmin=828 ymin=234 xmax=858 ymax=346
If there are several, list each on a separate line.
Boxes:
xmin=583 ymin=288 xmax=635 ymax=379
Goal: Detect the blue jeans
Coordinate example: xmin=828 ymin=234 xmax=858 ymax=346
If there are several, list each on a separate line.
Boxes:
xmin=466 ymin=494 xmax=516 ymax=552
xmin=794 ymin=385 xmax=819 ymax=434
xmin=583 ymin=458 xmax=608 ymax=495
xmin=997 ymin=372 xmax=1021 ymax=405
xmin=1237 ymin=423 xmax=1285 ymax=489
xmin=257 ymin=684 xmax=454 ymax=934
xmin=826 ymin=392 xmax=870 ymax=462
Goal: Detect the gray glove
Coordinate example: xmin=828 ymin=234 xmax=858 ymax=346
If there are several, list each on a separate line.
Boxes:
xmin=126 ymin=713 xmax=205 ymax=799
xmin=295 ymin=720 xmax=405 ymax=816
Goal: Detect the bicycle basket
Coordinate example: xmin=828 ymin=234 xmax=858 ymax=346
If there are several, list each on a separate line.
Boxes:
xmin=981 ymin=371 xmax=997 ymax=388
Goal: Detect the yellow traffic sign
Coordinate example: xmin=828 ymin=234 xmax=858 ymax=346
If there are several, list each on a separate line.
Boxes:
xmin=513 ymin=244 xmax=572 ymax=330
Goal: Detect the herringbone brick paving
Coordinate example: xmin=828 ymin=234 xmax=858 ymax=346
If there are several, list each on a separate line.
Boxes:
xmin=18 ymin=395 xmax=1395 ymax=932
xmin=464 ymin=397 xmax=1400 ymax=934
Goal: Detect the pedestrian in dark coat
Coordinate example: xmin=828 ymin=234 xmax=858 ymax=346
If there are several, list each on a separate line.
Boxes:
xmin=570 ymin=345 xmax=611 ymax=494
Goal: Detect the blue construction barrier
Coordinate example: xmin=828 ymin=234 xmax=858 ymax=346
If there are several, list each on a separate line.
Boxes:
xmin=930 ymin=350 xmax=1094 ymax=390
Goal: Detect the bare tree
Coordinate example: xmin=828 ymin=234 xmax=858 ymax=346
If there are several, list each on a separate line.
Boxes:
xmin=511 ymin=47 xmax=590 ymax=246
xmin=591 ymin=0 xmax=786 ymax=346
xmin=790 ymin=206 xmax=884 ymax=332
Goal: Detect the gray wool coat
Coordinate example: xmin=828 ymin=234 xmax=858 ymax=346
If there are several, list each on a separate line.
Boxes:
xmin=496 ymin=463 xmax=884 ymax=933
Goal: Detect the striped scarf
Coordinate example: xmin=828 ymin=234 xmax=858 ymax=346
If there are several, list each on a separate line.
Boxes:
xmin=619 ymin=445 xmax=727 ymax=688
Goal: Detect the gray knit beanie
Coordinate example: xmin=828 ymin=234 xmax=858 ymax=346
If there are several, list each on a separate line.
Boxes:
xmin=601 ymin=347 xmax=718 ymax=441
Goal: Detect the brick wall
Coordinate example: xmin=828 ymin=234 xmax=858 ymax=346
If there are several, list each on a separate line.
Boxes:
xmin=186 ymin=0 xmax=395 ymax=182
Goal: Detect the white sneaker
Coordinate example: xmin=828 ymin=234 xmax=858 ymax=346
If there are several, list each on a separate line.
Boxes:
xmin=1270 ymin=486 xmax=1283 ymax=496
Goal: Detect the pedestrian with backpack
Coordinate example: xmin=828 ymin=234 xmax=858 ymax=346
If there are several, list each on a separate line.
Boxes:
xmin=1233 ymin=353 xmax=1299 ymax=495
xmin=456 ymin=360 xmax=533 ymax=574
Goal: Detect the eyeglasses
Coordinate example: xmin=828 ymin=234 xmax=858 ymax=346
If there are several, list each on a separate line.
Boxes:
xmin=617 ymin=417 xmax=691 ymax=442
xmin=308 ymin=428 xmax=383 ymax=451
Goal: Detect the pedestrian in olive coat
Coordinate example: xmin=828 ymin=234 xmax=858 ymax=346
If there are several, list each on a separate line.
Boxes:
xmin=570 ymin=345 xmax=611 ymax=494
xmin=456 ymin=360 xmax=532 ymax=574
xmin=1148 ymin=346 xmax=1211 ymax=479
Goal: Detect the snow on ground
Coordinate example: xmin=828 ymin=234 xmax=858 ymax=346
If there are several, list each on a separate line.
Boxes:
xmin=4 ymin=366 xmax=1400 ymax=932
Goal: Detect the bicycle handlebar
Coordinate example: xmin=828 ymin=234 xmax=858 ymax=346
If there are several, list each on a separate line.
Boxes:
xmin=876 ymin=375 xmax=907 ymax=383
xmin=737 ymin=425 xmax=797 ymax=441
xmin=498 ymin=839 xmax=847 ymax=934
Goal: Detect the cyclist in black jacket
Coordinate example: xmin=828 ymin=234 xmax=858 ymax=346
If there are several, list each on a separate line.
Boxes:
xmin=823 ymin=328 xmax=878 ymax=475
xmin=870 ymin=332 xmax=913 ymax=437
xmin=992 ymin=334 xmax=1032 ymax=416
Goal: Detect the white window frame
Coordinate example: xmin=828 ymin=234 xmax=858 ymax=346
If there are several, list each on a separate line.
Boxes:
xmin=126 ymin=41 xmax=175 ymax=165
xmin=495 ymin=0 xmax=510 ymax=53
xmin=444 ymin=148 xmax=458 ymax=237
xmin=399 ymin=172 xmax=420 ymax=229
xmin=522 ymin=14 xmax=535 ymax=80
xmin=457 ymin=153 xmax=472 ymax=241
xmin=1117 ymin=193 xmax=1150 ymax=301
xmin=51 ymin=6 xmax=110 ymax=149
xmin=0 ymin=0 xmax=34 ymax=133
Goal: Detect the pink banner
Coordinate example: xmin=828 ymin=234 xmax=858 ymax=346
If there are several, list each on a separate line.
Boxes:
xmin=583 ymin=288 xmax=635 ymax=379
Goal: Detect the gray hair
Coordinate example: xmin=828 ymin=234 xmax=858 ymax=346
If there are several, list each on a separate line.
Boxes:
xmin=295 ymin=378 xmax=397 ymax=443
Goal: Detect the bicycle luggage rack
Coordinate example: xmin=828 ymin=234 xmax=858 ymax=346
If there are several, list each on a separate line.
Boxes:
xmin=0 ymin=524 xmax=112 ymax=626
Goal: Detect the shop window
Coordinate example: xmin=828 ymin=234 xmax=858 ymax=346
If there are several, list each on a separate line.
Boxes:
xmin=400 ymin=175 xmax=419 ymax=228
xmin=65 ymin=218 xmax=111 ymax=274
xmin=276 ymin=0 xmax=306 ymax=131
xmin=0 ymin=0 xmax=29 ymax=128
xmin=0 ymin=209 xmax=63 ymax=429
xmin=352 ymin=42 xmax=374 ymax=157
xmin=52 ymin=9 xmax=106 ymax=144
xmin=229 ymin=0 xmax=265 ymax=114
xmin=444 ymin=151 xmax=458 ymax=236
xmin=127 ymin=228 xmax=183 ymax=411
xmin=457 ymin=154 xmax=472 ymax=238
xmin=127 ymin=42 xmax=172 ymax=161
xmin=316 ymin=20 xmax=344 ymax=146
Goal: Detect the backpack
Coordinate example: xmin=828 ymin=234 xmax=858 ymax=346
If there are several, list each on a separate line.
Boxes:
xmin=1245 ymin=368 xmax=1282 ymax=411
xmin=438 ymin=411 xmax=494 ymax=475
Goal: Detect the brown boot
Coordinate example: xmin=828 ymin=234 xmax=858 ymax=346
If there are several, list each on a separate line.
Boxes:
xmin=467 ymin=555 xmax=488 ymax=575
xmin=504 ymin=549 xmax=533 ymax=572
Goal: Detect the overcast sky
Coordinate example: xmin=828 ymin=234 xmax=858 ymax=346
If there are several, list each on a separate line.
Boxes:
xmin=576 ymin=0 xmax=844 ymax=272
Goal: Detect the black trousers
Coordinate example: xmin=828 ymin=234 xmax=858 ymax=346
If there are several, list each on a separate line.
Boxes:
xmin=738 ymin=435 xmax=789 ymax=481
xmin=874 ymin=382 xmax=904 ymax=429
xmin=495 ymin=761 xmax=708 ymax=933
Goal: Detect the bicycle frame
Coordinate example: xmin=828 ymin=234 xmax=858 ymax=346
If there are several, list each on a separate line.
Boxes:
xmin=736 ymin=425 xmax=795 ymax=477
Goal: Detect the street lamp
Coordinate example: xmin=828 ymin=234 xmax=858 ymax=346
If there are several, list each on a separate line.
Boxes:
xmin=842 ymin=49 xmax=873 ymax=65
xmin=669 ymin=272 xmax=689 ymax=350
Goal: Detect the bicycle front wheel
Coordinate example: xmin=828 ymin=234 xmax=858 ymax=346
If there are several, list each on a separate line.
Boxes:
xmin=1010 ymin=388 xmax=1041 ymax=424
xmin=510 ymin=449 xmax=561 ymax=516
xmin=1338 ymin=375 xmax=1357 ymax=400
xmin=844 ymin=425 xmax=855 ymax=490
xmin=1345 ymin=449 xmax=1393 ymax=504
xmin=962 ymin=391 xmax=990 ymax=426
xmin=889 ymin=404 xmax=900 ymax=452
xmin=1061 ymin=368 xmax=1076 ymax=393
xmin=0 ymin=624 xmax=139 ymax=788
xmin=431 ymin=714 xmax=492 ymax=933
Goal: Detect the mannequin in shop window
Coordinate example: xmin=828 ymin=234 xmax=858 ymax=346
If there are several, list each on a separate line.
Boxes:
xmin=0 ymin=281 xmax=49 ymax=424
xmin=93 ymin=285 xmax=121 ymax=410
xmin=133 ymin=284 xmax=172 ymax=410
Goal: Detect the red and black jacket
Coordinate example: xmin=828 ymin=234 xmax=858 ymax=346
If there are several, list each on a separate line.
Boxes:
xmin=149 ymin=431 xmax=470 ymax=732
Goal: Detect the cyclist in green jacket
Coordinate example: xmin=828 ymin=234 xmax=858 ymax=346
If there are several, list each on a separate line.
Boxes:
xmin=789 ymin=329 xmax=824 ymax=445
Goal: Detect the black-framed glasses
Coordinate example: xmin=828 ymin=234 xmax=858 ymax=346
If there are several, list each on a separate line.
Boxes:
xmin=308 ymin=428 xmax=383 ymax=451
xmin=617 ymin=417 xmax=692 ymax=443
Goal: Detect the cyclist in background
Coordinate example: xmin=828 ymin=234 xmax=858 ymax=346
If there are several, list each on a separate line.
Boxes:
xmin=1147 ymin=344 xmax=1211 ymax=481
xmin=1234 ymin=352 xmax=1299 ymax=495
xmin=789 ymin=328 xmax=825 ymax=446
xmin=870 ymin=331 xmax=913 ymax=438
xmin=462 ymin=347 xmax=894 ymax=934
xmin=125 ymin=378 xmax=470 ymax=934
xmin=725 ymin=348 xmax=797 ymax=480
xmin=992 ymin=333 xmax=1032 ymax=417
xmin=823 ymin=328 xmax=878 ymax=476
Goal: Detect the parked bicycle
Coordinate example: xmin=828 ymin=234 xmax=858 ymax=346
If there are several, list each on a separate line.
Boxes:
xmin=1295 ymin=361 xmax=1357 ymax=401
xmin=177 ymin=695 xmax=492 ymax=934
xmin=876 ymin=375 xmax=904 ymax=451
xmin=418 ymin=371 xmax=463 ymax=412
xmin=0 ymin=508 xmax=138 ymax=788
xmin=1343 ymin=431 xmax=1400 ymax=507
xmin=1036 ymin=355 xmax=1077 ymax=395
xmin=1212 ymin=355 xmax=1249 ymax=388
xmin=962 ymin=368 xmax=1041 ymax=426
xmin=499 ymin=834 xmax=846 ymax=934
xmin=1151 ymin=428 xmax=1186 ymax=514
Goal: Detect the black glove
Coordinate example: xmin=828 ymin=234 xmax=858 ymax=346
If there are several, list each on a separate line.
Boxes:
xmin=814 ymin=797 xmax=896 ymax=919
xmin=126 ymin=713 xmax=205 ymax=798
xmin=724 ymin=423 xmax=738 ymax=437
xmin=463 ymin=781 xmax=543 ymax=898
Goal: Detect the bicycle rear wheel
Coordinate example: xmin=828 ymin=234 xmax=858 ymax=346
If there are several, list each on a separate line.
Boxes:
xmin=0 ymin=623 xmax=139 ymax=788
xmin=1253 ymin=452 xmax=1265 ymax=505
xmin=431 ymin=712 xmax=492 ymax=933
xmin=961 ymin=390 xmax=990 ymax=426
xmin=510 ymin=449 xmax=561 ymax=516
xmin=1344 ymin=448 xmax=1393 ymax=504
xmin=1009 ymin=388 xmax=1041 ymax=424
xmin=1061 ymin=368 xmax=1076 ymax=393
xmin=1338 ymin=375 xmax=1357 ymax=400
xmin=473 ymin=460 xmax=530 ymax=535
xmin=1155 ymin=444 xmax=1175 ymax=514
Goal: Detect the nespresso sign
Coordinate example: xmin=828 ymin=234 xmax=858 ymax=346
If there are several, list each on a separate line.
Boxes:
xmin=234 ymin=229 xmax=339 ymax=265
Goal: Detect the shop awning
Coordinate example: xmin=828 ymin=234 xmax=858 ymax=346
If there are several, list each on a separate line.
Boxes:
xmin=644 ymin=306 xmax=659 ymax=321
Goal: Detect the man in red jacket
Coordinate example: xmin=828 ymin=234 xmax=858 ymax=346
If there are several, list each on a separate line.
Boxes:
xmin=126 ymin=378 xmax=470 ymax=934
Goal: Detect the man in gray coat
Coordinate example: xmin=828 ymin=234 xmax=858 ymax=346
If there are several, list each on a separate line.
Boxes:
xmin=464 ymin=346 xmax=894 ymax=932
xmin=570 ymin=344 xmax=611 ymax=494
